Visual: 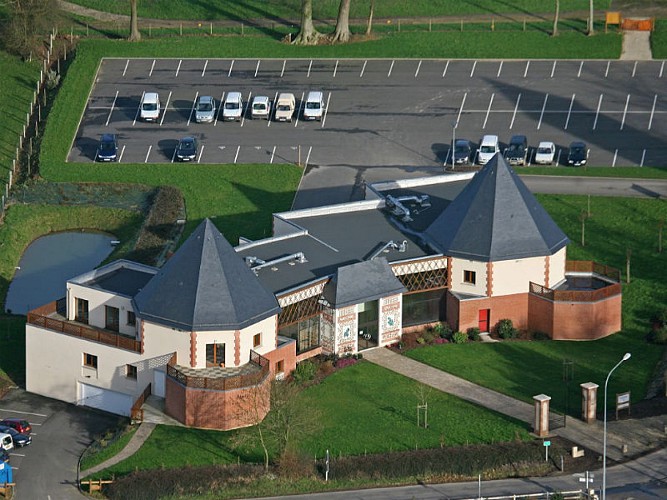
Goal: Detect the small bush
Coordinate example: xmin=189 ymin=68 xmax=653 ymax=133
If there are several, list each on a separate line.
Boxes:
xmin=433 ymin=337 xmax=448 ymax=345
xmin=496 ymin=319 xmax=518 ymax=339
xmin=531 ymin=330 xmax=551 ymax=341
xmin=292 ymin=360 xmax=317 ymax=384
xmin=335 ymin=356 xmax=358 ymax=369
xmin=452 ymin=331 xmax=468 ymax=344
xmin=466 ymin=327 xmax=481 ymax=341
xmin=318 ymin=360 xmax=335 ymax=378
xmin=277 ymin=450 xmax=316 ymax=480
xmin=651 ymin=326 xmax=667 ymax=345
xmin=422 ymin=329 xmax=437 ymax=343
xmin=416 ymin=337 xmax=426 ymax=344
xmin=434 ymin=322 xmax=453 ymax=339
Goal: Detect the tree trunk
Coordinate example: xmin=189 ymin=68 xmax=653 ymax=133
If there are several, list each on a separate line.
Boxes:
xmin=366 ymin=0 xmax=374 ymax=36
xmin=129 ymin=0 xmax=141 ymax=41
xmin=552 ymin=0 xmax=560 ymax=37
xmin=587 ymin=0 xmax=595 ymax=36
xmin=331 ymin=0 xmax=352 ymax=44
xmin=292 ymin=0 xmax=322 ymax=45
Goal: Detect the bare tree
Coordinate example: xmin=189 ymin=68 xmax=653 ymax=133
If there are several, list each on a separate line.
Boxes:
xmin=579 ymin=211 xmax=589 ymax=247
xmin=658 ymin=219 xmax=665 ymax=254
xmin=552 ymin=0 xmax=560 ymax=37
xmin=293 ymin=0 xmax=322 ymax=45
xmin=331 ymin=0 xmax=352 ymax=44
xmin=587 ymin=0 xmax=595 ymax=35
xmin=129 ymin=0 xmax=141 ymax=41
xmin=1 ymin=0 xmax=58 ymax=58
xmin=365 ymin=0 xmax=375 ymax=36
xmin=626 ymin=248 xmax=632 ymax=283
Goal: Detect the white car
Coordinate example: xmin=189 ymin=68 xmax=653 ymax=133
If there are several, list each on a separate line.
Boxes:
xmin=534 ymin=141 xmax=556 ymax=165
xmin=251 ymin=96 xmax=271 ymax=120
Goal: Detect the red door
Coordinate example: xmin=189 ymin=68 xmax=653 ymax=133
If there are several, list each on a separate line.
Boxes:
xmin=478 ymin=309 xmax=490 ymax=332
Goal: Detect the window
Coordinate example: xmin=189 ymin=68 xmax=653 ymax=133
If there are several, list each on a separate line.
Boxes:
xmin=253 ymin=333 xmax=261 ymax=348
xmin=126 ymin=364 xmax=137 ymax=379
xmin=275 ymin=360 xmax=284 ymax=374
xmin=206 ymin=343 xmax=225 ymax=367
xmin=464 ymin=270 xmax=476 ymax=285
xmin=75 ymin=298 xmax=89 ymax=324
xmin=83 ymin=353 xmax=98 ymax=369
xmin=279 ymin=317 xmax=320 ymax=354
xmin=402 ymin=289 xmax=447 ymax=327
xmin=127 ymin=311 xmax=136 ymax=326
xmin=105 ymin=306 xmax=119 ymax=332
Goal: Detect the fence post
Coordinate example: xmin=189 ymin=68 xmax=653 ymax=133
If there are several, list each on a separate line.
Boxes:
xmin=491 ymin=17 xmax=495 ymax=31
xmin=241 ymin=23 xmax=244 ymax=36
xmin=149 ymin=24 xmax=151 ymax=37
xmin=180 ymin=23 xmax=183 ymax=36
xmin=86 ymin=23 xmax=89 ymax=36
xmin=429 ymin=19 xmax=432 ymax=32
xmin=523 ymin=18 xmax=526 ymax=31
xmin=210 ymin=22 xmax=213 ymax=35
xmin=398 ymin=19 xmax=401 ymax=32
xmin=461 ymin=19 xmax=463 ymax=32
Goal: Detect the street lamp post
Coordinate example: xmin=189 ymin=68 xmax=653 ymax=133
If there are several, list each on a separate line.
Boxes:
xmin=602 ymin=352 xmax=631 ymax=500
xmin=451 ymin=121 xmax=457 ymax=169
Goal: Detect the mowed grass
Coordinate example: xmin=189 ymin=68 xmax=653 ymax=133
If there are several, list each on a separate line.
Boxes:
xmin=652 ymin=19 xmax=667 ymax=59
xmin=65 ymin=0 xmax=610 ymax=21
xmin=409 ymin=195 xmax=667 ymax=414
xmin=80 ymin=426 xmax=137 ymax=471
xmin=520 ymin=166 xmax=667 ymax=179
xmin=91 ymin=362 xmax=530 ymax=479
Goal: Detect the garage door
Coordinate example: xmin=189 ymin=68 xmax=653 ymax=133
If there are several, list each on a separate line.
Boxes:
xmin=79 ymin=383 xmax=132 ymax=417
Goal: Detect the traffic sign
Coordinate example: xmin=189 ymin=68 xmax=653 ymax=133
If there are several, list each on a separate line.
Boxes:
xmin=543 ymin=440 xmax=551 ymax=446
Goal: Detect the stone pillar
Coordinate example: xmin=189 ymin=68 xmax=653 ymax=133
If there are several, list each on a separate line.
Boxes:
xmin=533 ymin=394 xmax=551 ymax=437
xmin=580 ymin=382 xmax=599 ymax=424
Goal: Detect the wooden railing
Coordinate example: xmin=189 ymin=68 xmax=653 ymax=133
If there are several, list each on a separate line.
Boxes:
xmin=27 ymin=303 xmax=141 ymax=353
xmin=167 ymin=350 xmax=269 ymax=392
xmin=130 ymin=382 xmax=151 ymax=422
xmin=530 ymin=281 xmax=622 ymax=303
xmin=565 ymin=260 xmax=620 ymax=282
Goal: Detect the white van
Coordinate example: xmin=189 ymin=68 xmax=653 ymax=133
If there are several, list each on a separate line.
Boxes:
xmin=251 ymin=96 xmax=271 ymax=120
xmin=303 ymin=91 xmax=324 ymax=121
xmin=222 ymin=92 xmax=244 ymax=121
xmin=477 ymin=135 xmax=500 ymax=165
xmin=140 ymin=92 xmax=161 ymax=122
xmin=274 ymin=93 xmax=296 ymax=122
xmin=0 ymin=433 xmax=13 ymax=451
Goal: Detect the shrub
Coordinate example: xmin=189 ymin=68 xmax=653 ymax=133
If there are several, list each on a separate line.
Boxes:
xmin=531 ymin=330 xmax=551 ymax=341
xmin=277 ymin=450 xmax=316 ymax=480
xmin=422 ymin=329 xmax=437 ymax=343
xmin=496 ymin=319 xmax=518 ymax=339
xmin=335 ymin=356 xmax=358 ymax=369
xmin=434 ymin=322 xmax=453 ymax=339
xmin=292 ymin=360 xmax=317 ymax=384
xmin=433 ymin=337 xmax=448 ymax=345
xmin=452 ymin=331 xmax=468 ymax=344
xmin=651 ymin=326 xmax=667 ymax=345
xmin=416 ymin=337 xmax=426 ymax=344
xmin=466 ymin=327 xmax=481 ymax=341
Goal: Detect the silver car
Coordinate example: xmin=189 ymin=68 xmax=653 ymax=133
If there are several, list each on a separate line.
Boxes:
xmin=195 ymin=96 xmax=216 ymax=123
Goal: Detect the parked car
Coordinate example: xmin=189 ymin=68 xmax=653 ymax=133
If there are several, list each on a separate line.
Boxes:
xmin=453 ymin=139 xmax=472 ymax=165
xmin=139 ymin=92 xmax=161 ymax=122
xmin=504 ymin=134 xmax=528 ymax=166
xmin=302 ymin=91 xmax=324 ymax=121
xmin=0 ymin=448 xmax=8 ymax=463
xmin=0 ymin=419 xmax=31 ymax=435
xmin=0 ymin=433 xmax=12 ymax=451
xmin=477 ymin=135 xmax=500 ymax=165
xmin=95 ymin=134 xmax=118 ymax=162
xmin=175 ymin=137 xmax=198 ymax=162
xmin=0 ymin=426 xmax=31 ymax=447
xmin=274 ymin=93 xmax=296 ymax=122
xmin=534 ymin=141 xmax=556 ymax=165
xmin=222 ymin=92 xmax=243 ymax=121
xmin=195 ymin=96 xmax=216 ymax=123
xmin=250 ymin=95 xmax=271 ymax=120
xmin=567 ymin=141 xmax=588 ymax=166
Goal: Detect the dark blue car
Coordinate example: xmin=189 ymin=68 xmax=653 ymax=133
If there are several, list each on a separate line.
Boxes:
xmin=96 ymin=134 xmax=119 ymax=162
xmin=0 ymin=425 xmax=31 ymax=447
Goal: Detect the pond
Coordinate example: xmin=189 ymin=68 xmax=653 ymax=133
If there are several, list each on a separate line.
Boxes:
xmin=5 ymin=231 xmax=116 ymax=315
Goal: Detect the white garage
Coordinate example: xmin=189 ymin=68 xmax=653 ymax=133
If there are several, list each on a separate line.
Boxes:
xmin=78 ymin=383 xmax=133 ymax=417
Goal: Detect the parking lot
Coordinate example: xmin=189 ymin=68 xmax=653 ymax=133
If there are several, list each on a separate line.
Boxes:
xmin=72 ymin=57 xmax=667 ymax=169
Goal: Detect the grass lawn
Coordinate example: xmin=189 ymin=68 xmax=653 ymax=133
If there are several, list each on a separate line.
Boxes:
xmin=652 ymin=19 xmax=667 ymax=59
xmin=520 ymin=166 xmax=667 ymax=179
xmin=88 ymin=362 xmax=530 ymax=479
xmin=408 ymin=195 xmax=667 ymax=414
xmin=80 ymin=426 xmax=137 ymax=471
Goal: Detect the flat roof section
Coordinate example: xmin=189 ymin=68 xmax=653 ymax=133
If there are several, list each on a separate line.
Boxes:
xmin=84 ymin=268 xmax=155 ymax=297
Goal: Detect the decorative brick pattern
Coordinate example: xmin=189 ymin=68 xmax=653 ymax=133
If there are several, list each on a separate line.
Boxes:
xmin=320 ymin=308 xmax=335 ymax=354
xmin=234 ymin=331 xmax=240 ymax=366
xmin=335 ymin=305 xmax=357 ymax=354
xmin=544 ymin=255 xmax=551 ymax=288
xmin=486 ymin=262 xmax=493 ymax=297
xmin=392 ymin=256 xmax=447 ymax=276
xmin=277 ymin=280 xmax=327 ymax=307
xmin=189 ymin=332 xmax=197 ymax=367
xmin=379 ymin=295 xmax=402 ymax=345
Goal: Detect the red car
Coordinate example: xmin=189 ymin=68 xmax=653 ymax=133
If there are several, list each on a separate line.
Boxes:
xmin=0 ymin=419 xmax=31 ymax=435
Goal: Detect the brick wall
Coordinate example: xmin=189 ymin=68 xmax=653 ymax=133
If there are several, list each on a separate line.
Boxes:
xmin=527 ymin=294 xmax=554 ymax=336
xmin=455 ymin=293 xmax=529 ymax=333
xmin=263 ymin=340 xmax=297 ymax=377
xmin=551 ymin=295 xmax=622 ymax=340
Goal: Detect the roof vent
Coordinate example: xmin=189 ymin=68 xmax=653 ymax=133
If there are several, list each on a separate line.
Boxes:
xmin=248 ymin=252 xmax=308 ymax=274
xmin=385 ymin=194 xmax=431 ymax=223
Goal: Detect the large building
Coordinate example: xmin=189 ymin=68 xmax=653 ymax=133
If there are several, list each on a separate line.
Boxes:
xmin=25 ymin=155 xmax=622 ymax=429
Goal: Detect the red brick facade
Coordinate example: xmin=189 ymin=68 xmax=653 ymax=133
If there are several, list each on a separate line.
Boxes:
xmin=450 ymin=291 xmax=530 ymax=333
xmin=263 ymin=340 xmax=297 ymax=376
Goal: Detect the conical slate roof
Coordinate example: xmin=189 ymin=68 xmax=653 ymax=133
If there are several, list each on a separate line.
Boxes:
xmin=134 ymin=219 xmax=280 ymax=331
xmin=424 ymin=154 xmax=569 ymax=261
xmin=323 ymin=258 xmax=406 ymax=308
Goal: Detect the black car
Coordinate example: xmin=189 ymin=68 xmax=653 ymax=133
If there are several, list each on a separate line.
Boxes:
xmin=453 ymin=139 xmax=472 ymax=165
xmin=0 ymin=425 xmax=31 ymax=447
xmin=567 ymin=141 xmax=588 ymax=166
xmin=175 ymin=137 xmax=198 ymax=162
xmin=0 ymin=448 xmax=8 ymax=463
xmin=96 ymin=134 xmax=119 ymax=162
xmin=504 ymin=135 xmax=528 ymax=166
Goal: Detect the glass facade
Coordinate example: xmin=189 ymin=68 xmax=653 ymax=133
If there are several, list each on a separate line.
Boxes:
xmin=280 ymin=316 xmax=320 ymax=354
xmin=402 ymin=289 xmax=446 ymax=327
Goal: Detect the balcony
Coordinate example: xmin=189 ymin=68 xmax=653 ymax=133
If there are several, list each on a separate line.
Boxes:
xmin=530 ymin=261 xmax=621 ymax=302
xmin=27 ymin=300 xmax=141 ymax=353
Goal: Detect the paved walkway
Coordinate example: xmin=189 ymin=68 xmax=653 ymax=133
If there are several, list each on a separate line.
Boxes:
xmin=621 ymin=30 xmax=653 ymax=60
xmin=363 ymin=348 xmax=667 ymax=463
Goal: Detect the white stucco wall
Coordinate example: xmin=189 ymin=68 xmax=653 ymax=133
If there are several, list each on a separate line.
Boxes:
xmin=140 ymin=320 xmax=191 ymax=366
xmin=548 ymin=247 xmax=567 ymax=287
xmin=67 ymin=283 xmax=137 ymax=337
xmin=492 ymin=255 xmax=548 ymax=296
xmin=449 ymin=259 xmax=488 ymax=296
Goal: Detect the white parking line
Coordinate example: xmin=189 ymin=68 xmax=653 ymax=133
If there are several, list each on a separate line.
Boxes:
xmin=159 ymin=91 xmax=172 ymax=126
xmin=496 ymin=61 xmax=503 ymax=78
xmin=254 ymin=60 xmax=260 ymax=77
xmin=234 ymin=145 xmax=240 ymax=163
xmin=201 ymin=60 xmax=208 ymax=77
xmin=360 ymin=60 xmax=367 ymax=78
xmin=550 ymin=60 xmax=557 ymax=78
xmin=482 ymin=93 xmax=494 ymax=129
xmin=122 ymin=59 xmax=129 ymax=77
xmin=333 ymin=60 xmax=339 ymax=77
xmin=537 ymin=94 xmax=548 ymax=130
xmin=132 ymin=90 xmax=144 ymax=126
xmin=0 ymin=409 xmax=47 ymax=417
xmin=228 ymin=60 xmax=234 ymax=77
xmin=144 ymin=145 xmax=152 ymax=163
xmin=10 ymin=453 xmax=25 ymax=457
xmin=605 ymin=61 xmax=610 ymax=78
xmin=593 ymin=94 xmax=603 ymax=130
xmin=305 ymin=146 xmax=312 ymax=166
xmin=187 ymin=91 xmax=199 ymax=126
xmin=388 ymin=60 xmax=395 ymax=77
xmin=241 ymin=91 xmax=251 ymax=127
xmin=415 ymin=60 xmax=422 ymax=78
xmin=175 ymin=59 xmax=182 ymax=77
xmin=198 ymin=145 xmax=204 ymax=163
xmin=295 ymin=91 xmax=304 ymax=127
xmin=509 ymin=93 xmax=521 ymax=129
xmin=456 ymin=92 xmax=467 ymax=126
xmin=577 ymin=61 xmax=583 ymax=78
xmin=270 ymin=145 xmax=276 ymax=163
xmin=118 ymin=144 xmax=126 ymax=163
xmin=105 ymin=90 xmax=118 ymax=126
xmin=640 ymin=149 xmax=646 ymax=166
xmin=214 ymin=91 xmax=225 ymax=126
xmin=620 ymin=94 xmax=630 ymax=130
xmin=469 ymin=61 xmax=477 ymax=78
xmin=442 ymin=60 xmax=449 ymax=77
xmin=564 ymin=93 xmax=575 ymax=130
xmin=660 ymin=61 xmax=665 ymax=78
xmin=322 ymin=92 xmax=331 ymax=128
xmin=612 ymin=149 xmax=618 ymax=167
xmin=632 ymin=61 xmax=637 ymax=78
xmin=149 ymin=59 xmax=156 ymax=77
xmin=648 ymin=94 xmax=657 ymax=130
xmin=523 ymin=61 xmax=530 ymax=78
xmin=281 ymin=60 xmax=286 ymax=77
xmin=307 ymin=59 xmax=313 ymax=78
